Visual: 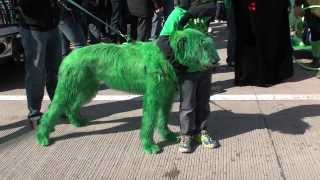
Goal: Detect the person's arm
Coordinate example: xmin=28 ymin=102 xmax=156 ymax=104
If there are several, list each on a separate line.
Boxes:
xmin=178 ymin=2 xmax=216 ymax=28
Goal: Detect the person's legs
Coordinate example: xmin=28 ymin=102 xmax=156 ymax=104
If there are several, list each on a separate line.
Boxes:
xmin=129 ymin=15 xmax=138 ymax=41
xmin=308 ymin=20 xmax=320 ymax=67
xmin=59 ymin=32 xmax=69 ymax=57
xmin=215 ymin=2 xmax=222 ymax=22
xmin=194 ymin=71 xmax=211 ymax=134
xmin=179 ymin=74 xmax=198 ymax=136
xmin=20 ymin=28 xmax=48 ymax=120
xmin=45 ymin=28 xmax=62 ymax=101
xmin=58 ymin=14 xmax=86 ymax=54
xmin=109 ymin=0 xmax=125 ymax=42
xmin=194 ymin=71 xmax=220 ymax=148
xmin=150 ymin=12 xmax=163 ymax=40
xmin=137 ymin=17 xmax=152 ymax=41
xmin=178 ymin=72 xmax=199 ymax=153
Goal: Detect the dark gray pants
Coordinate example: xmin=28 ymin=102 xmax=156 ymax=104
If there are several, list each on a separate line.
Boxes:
xmin=179 ymin=70 xmax=211 ymax=136
xmin=150 ymin=12 xmax=163 ymax=40
xmin=59 ymin=15 xmax=86 ymax=56
xmin=130 ymin=16 xmax=152 ymax=42
xmin=20 ymin=27 xmax=62 ymax=118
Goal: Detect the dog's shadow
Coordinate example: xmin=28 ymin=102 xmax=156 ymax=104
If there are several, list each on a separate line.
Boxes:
xmin=52 ymin=98 xmax=179 ymax=148
xmin=51 ymin=100 xmax=319 ymax=152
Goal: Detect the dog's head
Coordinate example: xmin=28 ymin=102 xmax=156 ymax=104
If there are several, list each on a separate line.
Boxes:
xmin=170 ymin=28 xmax=220 ymax=72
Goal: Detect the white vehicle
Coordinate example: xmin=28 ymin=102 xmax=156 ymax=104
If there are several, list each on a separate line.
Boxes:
xmin=0 ymin=0 xmax=23 ymax=63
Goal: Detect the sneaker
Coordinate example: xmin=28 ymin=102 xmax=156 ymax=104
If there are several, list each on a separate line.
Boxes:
xmin=178 ymin=135 xmax=192 ymax=153
xmin=194 ymin=130 xmax=220 ymax=149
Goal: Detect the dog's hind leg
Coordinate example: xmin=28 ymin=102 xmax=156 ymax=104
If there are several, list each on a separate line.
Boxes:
xmin=157 ymin=86 xmax=178 ymax=142
xmin=65 ymin=80 xmax=100 ymax=127
xmin=140 ymin=83 xmax=162 ymax=154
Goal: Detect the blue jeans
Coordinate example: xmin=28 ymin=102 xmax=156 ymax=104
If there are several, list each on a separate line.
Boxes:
xmin=150 ymin=0 xmax=174 ymax=40
xmin=150 ymin=12 xmax=164 ymax=40
xmin=20 ymin=28 xmax=62 ymax=118
xmin=59 ymin=15 xmax=86 ymax=56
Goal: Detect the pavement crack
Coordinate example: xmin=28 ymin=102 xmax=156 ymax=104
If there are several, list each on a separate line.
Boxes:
xmin=256 ymin=100 xmax=287 ymax=180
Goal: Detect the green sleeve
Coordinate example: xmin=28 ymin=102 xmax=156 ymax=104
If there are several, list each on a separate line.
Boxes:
xmin=160 ymin=7 xmax=187 ymax=36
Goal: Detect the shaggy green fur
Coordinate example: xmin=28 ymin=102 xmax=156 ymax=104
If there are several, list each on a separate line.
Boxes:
xmin=36 ymin=28 xmax=219 ymax=154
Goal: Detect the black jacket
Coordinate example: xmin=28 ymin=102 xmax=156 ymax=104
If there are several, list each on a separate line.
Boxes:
xmin=127 ymin=0 xmax=163 ymax=17
xmin=16 ymin=0 xmax=60 ymax=31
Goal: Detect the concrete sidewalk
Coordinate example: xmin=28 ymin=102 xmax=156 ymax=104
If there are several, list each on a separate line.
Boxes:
xmin=1 ymin=23 xmax=320 ymax=180
xmin=1 ymin=100 xmax=320 ymax=179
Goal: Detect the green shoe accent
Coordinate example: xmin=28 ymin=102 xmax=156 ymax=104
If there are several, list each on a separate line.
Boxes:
xmin=196 ymin=131 xmax=220 ymax=149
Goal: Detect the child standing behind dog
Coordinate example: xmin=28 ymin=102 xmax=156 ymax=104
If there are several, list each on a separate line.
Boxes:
xmin=157 ymin=0 xmax=220 ymax=153
xmin=294 ymin=0 xmax=320 ymax=68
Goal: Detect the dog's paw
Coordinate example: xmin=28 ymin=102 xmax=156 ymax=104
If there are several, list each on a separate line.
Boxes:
xmin=162 ymin=132 xmax=178 ymax=142
xmin=36 ymin=133 xmax=50 ymax=146
xmin=143 ymin=144 xmax=161 ymax=154
xmin=70 ymin=119 xmax=88 ymax=127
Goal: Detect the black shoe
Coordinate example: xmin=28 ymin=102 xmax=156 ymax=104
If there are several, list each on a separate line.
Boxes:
xmin=28 ymin=113 xmax=42 ymax=130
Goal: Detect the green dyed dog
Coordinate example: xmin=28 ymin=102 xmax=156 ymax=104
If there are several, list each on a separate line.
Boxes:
xmin=36 ymin=28 xmax=219 ymax=154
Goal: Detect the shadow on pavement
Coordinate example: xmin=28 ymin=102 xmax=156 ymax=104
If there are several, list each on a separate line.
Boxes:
xmin=286 ymin=64 xmax=318 ymax=83
xmin=50 ymin=103 xmax=319 ymax=148
xmin=1 ymin=103 xmax=319 ymax=149
xmin=0 ymin=119 xmax=32 ymax=144
xmin=210 ymin=104 xmax=319 ymax=140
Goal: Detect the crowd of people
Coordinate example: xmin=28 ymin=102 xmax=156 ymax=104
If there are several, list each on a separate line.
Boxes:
xmin=14 ymin=0 xmax=320 ymax=153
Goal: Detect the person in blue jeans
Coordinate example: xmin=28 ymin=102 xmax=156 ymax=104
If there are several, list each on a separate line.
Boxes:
xmin=17 ymin=0 xmax=62 ymax=128
xmin=59 ymin=0 xmax=86 ymax=56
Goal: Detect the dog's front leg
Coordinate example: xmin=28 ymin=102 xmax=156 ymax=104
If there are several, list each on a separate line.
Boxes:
xmin=140 ymin=85 xmax=161 ymax=154
xmin=157 ymin=85 xmax=178 ymax=142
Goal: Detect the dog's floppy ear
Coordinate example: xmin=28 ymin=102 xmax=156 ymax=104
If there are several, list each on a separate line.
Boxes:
xmin=172 ymin=33 xmax=189 ymax=62
xmin=176 ymin=36 xmax=187 ymax=54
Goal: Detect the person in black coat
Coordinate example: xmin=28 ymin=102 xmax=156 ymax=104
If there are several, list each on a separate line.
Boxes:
xmin=232 ymin=0 xmax=293 ymax=86
xmin=126 ymin=0 xmax=163 ymax=41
